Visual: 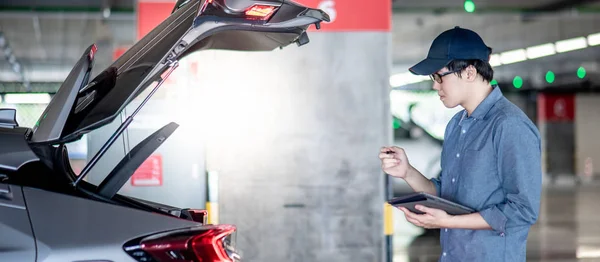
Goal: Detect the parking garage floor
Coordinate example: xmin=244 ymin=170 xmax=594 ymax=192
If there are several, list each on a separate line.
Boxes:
xmin=392 ymin=183 xmax=600 ymax=262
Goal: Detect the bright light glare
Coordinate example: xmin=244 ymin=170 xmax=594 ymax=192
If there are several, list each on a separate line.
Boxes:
xmin=577 ymin=246 xmax=600 ymax=258
xmin=4 ymin=93 xmax=51 ymax=104
xmin=389 ymin=72 xmax=430 ymax=87
xmin=390 ymin=90 xmax=462 ymax=140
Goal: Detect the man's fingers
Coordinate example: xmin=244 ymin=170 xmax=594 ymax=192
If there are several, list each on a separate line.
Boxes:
xmin=404 ymin=210 xmax=419 ymax=221
xmin=382 ymin=163 xmax=400 ymax=170
xmin=400 ymin=208 xmax=417 ymax=223
xmin=402 ymin=207 xmax=423 ymax=222
xmin=415 ymin=205 xmax=434 ymax=214
xmin=378 ymin=153 xmax=396 ymax=159
xmin=380 ymin=146 xmax=404 ymax=154
xmin=382 ymin=159 xmax=400 ymax=169
xmin=382 ymin=159 xmax=399 ymax=165
xmin=406 ymin=217 xmax=422 ymax=227
xmin=415 ymin=205 xmax=445 ymax=217
xmin=405 ymin=211 xmax=431 ymax=224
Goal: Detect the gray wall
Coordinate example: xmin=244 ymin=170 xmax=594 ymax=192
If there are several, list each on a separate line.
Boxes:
xmin=191 ymin=32 xmax=391 ymax=262
xmin=575 ymin=95 xmax=600 ymax=179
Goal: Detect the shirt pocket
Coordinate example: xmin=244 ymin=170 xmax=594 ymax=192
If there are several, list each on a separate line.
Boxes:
xmin=459 ymin=147 xmax=501 ymax=198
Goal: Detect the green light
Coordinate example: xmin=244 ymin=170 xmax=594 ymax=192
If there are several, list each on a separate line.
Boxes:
xmin=490 ymin=79 xmax=498 ymax=86
xmin=513 ymin=76 xmax=523 ymax=89
xmin=545 ymin=71 xmax=555 ymax=83
xmin=577 ymin=67 xmax=586 ymax=79
xmin=393 ymin=118 xmax=401 ymax=129
xmin=464 ymin=0 xmax=476 ymax=13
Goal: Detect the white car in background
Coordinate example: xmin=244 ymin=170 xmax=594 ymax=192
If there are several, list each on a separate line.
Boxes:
xmin=390 ymin=90 xmax=463 ymax=195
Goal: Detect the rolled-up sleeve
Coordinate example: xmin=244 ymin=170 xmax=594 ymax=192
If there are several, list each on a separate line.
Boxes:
xmin=480 ymin=117 xmax=542 ymax=235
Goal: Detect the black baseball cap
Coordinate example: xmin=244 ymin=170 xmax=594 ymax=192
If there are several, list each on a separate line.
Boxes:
xmin=409 ymin=26 xmax=491 ymax=76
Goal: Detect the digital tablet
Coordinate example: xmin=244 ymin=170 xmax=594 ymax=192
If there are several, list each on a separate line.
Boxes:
xmin=387 ymin=192 xmax=475 ymax=215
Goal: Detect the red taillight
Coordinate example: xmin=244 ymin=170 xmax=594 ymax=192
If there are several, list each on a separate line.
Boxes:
xmin=191 ymin=225 xmax=236 ymax=261
xmin=125 ymin=225 xmax=239 ymax=262
xmin=244 ymin=5 xmax=276 ymax=20
xmin=88 ymin=44 xmax=98 ymax=61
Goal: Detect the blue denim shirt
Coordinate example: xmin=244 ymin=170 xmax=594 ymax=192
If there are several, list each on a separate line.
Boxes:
xmin=431 ymin=86 xmax=542 ymax=262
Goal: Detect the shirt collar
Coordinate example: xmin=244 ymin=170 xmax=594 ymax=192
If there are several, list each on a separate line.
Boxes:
xmin=465 ymin=85 xmax=503 ymax=120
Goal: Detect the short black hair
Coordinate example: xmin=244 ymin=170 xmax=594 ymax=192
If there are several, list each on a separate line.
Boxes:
xmin=446 ymin=59 xmax=494 ymax=83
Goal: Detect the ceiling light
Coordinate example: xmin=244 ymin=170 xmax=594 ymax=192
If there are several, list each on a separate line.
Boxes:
xmin=500 ymin=49 xmax=527 ymax=65
xmin=526 ymin=43 xmax=555 ymax=59
xmin=588 ymin=32 xmax=600 ymax=46
xmin=489 ymin=54 xmax=502 ymax=66
xmin=555 ymin=37 xmax=587 ymax=53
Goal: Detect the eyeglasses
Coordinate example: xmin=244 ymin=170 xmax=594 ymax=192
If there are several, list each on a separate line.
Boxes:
xmin=430 ymin=69 xmax=462 ymax=84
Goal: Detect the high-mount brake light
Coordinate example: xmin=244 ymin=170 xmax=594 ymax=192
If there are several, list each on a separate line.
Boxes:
xmin=244 ymin=5 xmax=277 ymax=20
xmin=88 ymin=44 xmax=98 ymax=61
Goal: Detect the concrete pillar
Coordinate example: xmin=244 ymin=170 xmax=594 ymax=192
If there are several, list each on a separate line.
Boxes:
xmin=575 ymin=94 xmax=600 ymax=181
xmin=189 ymin=30 xmax=391 ymax=260
xmin=189 ymin=1 xmax=392 ymax=259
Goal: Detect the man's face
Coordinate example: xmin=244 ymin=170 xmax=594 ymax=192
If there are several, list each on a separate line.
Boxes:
xmin=431 ymin=67 xmax=465 ymax=108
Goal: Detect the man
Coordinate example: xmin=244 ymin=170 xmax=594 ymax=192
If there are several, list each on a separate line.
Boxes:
xmin=379 ymin=26 xmax=542 ymax=261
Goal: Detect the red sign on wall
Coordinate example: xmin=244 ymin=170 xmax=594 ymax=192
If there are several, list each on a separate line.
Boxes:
xmin=131 ymin=154 xmax=163 ymax=186
xmin=137 ymin=0 xmax=174 ymax=40
xmin=295 ymin=0 xmax=391 ymax=32
xmin=537 ymin=93 xmax=575 ymax=122
xmin=136 ymin=0 xmax=391 ymax=39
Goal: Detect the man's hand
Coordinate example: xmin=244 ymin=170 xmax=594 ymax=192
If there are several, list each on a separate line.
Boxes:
xmin=398 ymin=205 xmax=453 ymax=229
xmin=378 ymin=146 xmax=437 ymax=195
xmin=379 ymin=146 xmax=411 ymax=179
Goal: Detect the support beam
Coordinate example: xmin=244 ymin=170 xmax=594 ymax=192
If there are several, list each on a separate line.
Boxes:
xmin=525 ymin=0 xmax=600 ymax=13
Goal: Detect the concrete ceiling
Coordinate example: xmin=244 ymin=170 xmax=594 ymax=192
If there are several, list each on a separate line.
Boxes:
xmin=392 ymin=0 xmax=600 ymax=10
xmin=0 ymin=0 xmax=599 ymax=88
xmin=391 ymin=11 xmax=600 ymax=86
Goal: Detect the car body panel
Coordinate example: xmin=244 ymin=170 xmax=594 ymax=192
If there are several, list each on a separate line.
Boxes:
xmin=0 ymin=127 xmax=39 ymax=172
xmin=23 ymin=187 xmax=199 ymax=262
xmin=0 ymin=184 xmax=36 ymax=262
xmin=30 ymin=44 xmax=95 ymax=145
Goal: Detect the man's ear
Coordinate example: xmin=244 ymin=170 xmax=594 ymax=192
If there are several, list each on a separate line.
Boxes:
xmin=465 ymin=65 xmax=477 ymax=82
